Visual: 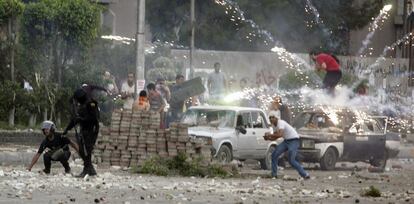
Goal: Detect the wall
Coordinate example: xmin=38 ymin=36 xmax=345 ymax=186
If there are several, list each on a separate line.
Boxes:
xmin=171 ymin=49 xmax=411 ymax=94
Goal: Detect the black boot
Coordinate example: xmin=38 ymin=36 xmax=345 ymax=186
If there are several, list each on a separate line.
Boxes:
xmin=64 ymin=167 xmax=71 ymax=174
xmin=60 ymin=159 xmax=71 ymax=174
xmin=88 ymin=165 xmax=97 ymax=176
xmin=42 ymin=168 xmax=50 ymax=175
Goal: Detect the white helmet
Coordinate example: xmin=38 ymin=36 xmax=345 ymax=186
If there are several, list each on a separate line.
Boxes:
xmin=41 ymin=120 xmax=55 ymax=131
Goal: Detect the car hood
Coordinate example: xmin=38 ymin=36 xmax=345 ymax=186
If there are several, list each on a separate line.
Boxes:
xmin=188 ymin=126 xmax=235 ymax=138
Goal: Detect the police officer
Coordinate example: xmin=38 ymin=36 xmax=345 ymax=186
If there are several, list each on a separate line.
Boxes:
xmin=27 ymin=121 xmax=79 ymax=174
xmin=63 ymin=88 xmax=100 ymax=177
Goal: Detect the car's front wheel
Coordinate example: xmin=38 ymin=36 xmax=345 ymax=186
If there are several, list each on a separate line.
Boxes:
xmin=216 ymin=145 xmax=233 ymax=163
xmin=320 ymin=147 xmax=337 ymax=170
xmin=260 ymin=145 xmax=276 ymax=170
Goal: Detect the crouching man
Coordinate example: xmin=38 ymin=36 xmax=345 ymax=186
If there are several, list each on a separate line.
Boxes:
xmin=264 ymin=112 xmax=310 ymax=179
xmin=27 ymin=121 xmax=79 ymax=174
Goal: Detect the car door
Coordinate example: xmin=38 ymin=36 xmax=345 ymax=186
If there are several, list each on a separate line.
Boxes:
xmin=236 ymin=111 xmax=256 ymax=158
xmin=342 ymin=119 xmax=386 ymax=161
xmin=251 ymin=111 xmax=272 ymax=157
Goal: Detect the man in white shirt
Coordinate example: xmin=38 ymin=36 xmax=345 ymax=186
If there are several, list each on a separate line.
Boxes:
xmin=121 ymin=72 xmax=136 ymax=109
xmin=264 ymin=112 xmax=310 ymax=179
xmin=207 ymin=62 xmax=227 ymax=100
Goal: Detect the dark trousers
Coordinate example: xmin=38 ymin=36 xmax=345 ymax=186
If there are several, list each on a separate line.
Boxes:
xmin=166 ymin=110 xmax=183 ymax=128
xmin=323 ymin=70 xmax=342 ymax=90
xmin=78 ymin=128 xmax=98 ymax=169
xmin=43 ymin=151 xmax=71 ymax=171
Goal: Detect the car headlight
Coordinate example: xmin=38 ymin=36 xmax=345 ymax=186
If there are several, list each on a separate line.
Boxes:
xmin=301 ymin=139 xmax=315 ymax=149
xmin=194 ymin=136 xmax=213 ymax=145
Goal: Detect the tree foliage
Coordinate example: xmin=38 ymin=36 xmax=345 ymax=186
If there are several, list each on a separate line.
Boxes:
xmin=20 ymin=0 xmax=100 ymax=84
xmin=0 ymin=0 xmax=24 ymax=25
xmin=2 ymin=0 xmax=103 ymax=126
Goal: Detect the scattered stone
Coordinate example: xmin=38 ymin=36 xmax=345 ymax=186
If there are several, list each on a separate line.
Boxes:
xmin=282 ymin=175 xmax=298 ymax=181
xmin=368 ymin=166 xmax=384 ymax=173
xmin=392 ymin=165 xmax=403 ymax=169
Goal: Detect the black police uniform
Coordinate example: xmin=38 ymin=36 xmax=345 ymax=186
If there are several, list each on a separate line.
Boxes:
xmin=37 ymin=133 xmax=71 ymax=174
xmin=65 ymin=88 xmax=99 ymax=177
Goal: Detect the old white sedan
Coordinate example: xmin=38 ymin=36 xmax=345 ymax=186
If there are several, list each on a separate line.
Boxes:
xmin=181 ymin=106 xmax=281 ymax=169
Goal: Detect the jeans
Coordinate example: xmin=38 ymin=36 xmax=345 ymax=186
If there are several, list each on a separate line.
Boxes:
xmin=271 ymin=139 xmax=308 ymax=178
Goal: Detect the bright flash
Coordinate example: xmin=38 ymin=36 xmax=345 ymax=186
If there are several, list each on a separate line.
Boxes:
xmin=223 ymin=91 xmax=245 ymax=103
xmin=383 ymin=4 xmax=392 ymax=12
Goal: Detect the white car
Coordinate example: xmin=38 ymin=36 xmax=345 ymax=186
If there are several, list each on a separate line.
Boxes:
xmin=181 ymin=106 xmax=280 ymax=169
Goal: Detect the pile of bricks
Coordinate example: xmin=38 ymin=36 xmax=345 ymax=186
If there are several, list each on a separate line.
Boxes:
xmin=94 ymin=109 xmax=212 ymax=168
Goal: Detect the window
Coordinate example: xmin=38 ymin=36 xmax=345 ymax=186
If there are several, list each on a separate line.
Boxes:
xmin=181 ymin=109 xmax=236 ymax=128
xmin=237 ymin=112 xmax=252 ymax=128
xmin=293 ymin=112 xmax=312 ymax=129
xmin=361 ymin=119 xmax=383 ymax=134
xmin=251 ymin=112 xmax=267 ymax=128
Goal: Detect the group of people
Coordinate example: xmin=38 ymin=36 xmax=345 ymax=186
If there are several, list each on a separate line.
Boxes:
xmin=25 ymin=51 xmax=342 ymax=177
xmin=103 ymin=70 xmax=195 ymax=128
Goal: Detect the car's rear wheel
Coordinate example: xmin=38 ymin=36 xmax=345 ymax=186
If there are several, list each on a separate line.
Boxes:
xmin=369 ymin=151 xmax=388 ymax=171
xmin=216 ymin=145 xmax=232 ymax=163
xmin=260 ymin=145 xmax=276 ymax=170
xmin=320 ymin=147 xmax=337 ymax=170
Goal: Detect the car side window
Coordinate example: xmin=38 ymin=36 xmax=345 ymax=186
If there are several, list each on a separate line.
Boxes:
xmin=362 ymin=119 xmax=383 ymax=134
xmin=351 ymin=118 xmax=385 ymax=135
xmin=251 ymin=112 xmax=267 ymax=128
xmin=237 ymin=112 xmax=252 ymax=128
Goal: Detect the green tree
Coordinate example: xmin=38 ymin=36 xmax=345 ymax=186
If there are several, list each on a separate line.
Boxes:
xmin=19 ymin=0 xmax=101 ymax=125
xmin=0 ymin=0 xmax=24 ymax=127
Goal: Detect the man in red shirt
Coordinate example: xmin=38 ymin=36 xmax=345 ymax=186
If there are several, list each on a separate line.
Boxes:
xmin=310 ymin=52 xmax=342 ymax=94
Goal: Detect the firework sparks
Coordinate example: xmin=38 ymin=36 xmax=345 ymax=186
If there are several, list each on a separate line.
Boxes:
xmin=357 ymin=4 xmax=393 ymax=57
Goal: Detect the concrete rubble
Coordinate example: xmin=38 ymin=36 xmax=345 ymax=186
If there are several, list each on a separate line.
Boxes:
xmin=0 ymin=161 xmax=412 ymax=203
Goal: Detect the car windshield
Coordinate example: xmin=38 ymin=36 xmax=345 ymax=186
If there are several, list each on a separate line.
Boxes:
xmin=181 ymin=109 xmax=236 ymax=128
xmin=293 ymin=112 xmax=338 ymax=130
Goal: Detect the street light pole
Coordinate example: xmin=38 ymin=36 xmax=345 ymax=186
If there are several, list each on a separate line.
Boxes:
xmin=189 ymin=0 xmax=195 ymax=79
xmin=135 ymin=0 xmax=146 ymax=98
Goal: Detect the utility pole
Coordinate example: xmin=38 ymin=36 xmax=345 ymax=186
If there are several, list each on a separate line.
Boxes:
xmin=135 ymin=0 xmax=146 ymax=98
xmin=8 ymin=18 xmax=16 ymax=127
xmin=189 ymin=0 xmax=195 ymax=79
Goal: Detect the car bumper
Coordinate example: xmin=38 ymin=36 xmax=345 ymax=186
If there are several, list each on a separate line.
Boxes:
xmin=297 ymin=149 xmax=321 ymax=162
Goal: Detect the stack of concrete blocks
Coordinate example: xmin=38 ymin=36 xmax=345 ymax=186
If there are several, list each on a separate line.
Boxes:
xmin=94 ymin=109 xmax=212 ymax=168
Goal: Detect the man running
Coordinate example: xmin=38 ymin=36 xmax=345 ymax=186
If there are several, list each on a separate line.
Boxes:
xmin=310 ymin=52 xmax=342 ymax=94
